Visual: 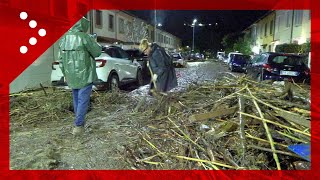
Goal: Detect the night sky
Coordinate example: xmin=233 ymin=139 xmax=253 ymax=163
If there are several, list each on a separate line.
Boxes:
xmin=128 ymin=10 xmax=268 ymax=52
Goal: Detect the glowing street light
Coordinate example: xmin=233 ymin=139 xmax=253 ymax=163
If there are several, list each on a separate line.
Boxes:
xmin=192 ymin=18 xmax=197 ymax=51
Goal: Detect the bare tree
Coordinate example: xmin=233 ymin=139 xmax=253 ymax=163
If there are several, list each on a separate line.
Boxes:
xmin=124 ymin=18 xmax=149 ymax=45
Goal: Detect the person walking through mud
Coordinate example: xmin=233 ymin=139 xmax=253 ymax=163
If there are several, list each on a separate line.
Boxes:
xmin=59 ymin=17 xmax=101 ymax=136
xmin=139 ymin=39 xmax=177 ymax=95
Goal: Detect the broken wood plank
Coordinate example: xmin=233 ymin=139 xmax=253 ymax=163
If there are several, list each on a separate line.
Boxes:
xmin=189 ymin=106 xmax=238 ymax=122
xmin=276 ymin=110 xmax=310 ymax=128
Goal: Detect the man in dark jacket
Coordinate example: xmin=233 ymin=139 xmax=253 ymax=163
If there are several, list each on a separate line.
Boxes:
xmin=139 ymin=39 xmax=177 ymax=93
xmin=59 ymin=17 xmax=102 ymax=135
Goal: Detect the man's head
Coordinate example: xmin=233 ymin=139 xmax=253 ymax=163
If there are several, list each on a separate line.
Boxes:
xmin=139 ymin=39 xmax=152 ymax=56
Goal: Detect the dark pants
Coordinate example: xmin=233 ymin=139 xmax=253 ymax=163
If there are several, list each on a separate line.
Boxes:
xmin=72 ymin=84 xmax=93 ymax=127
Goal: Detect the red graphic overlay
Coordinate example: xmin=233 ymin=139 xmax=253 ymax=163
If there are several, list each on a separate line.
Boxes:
xmin=0 ymin=0 xmax=319 ymax=179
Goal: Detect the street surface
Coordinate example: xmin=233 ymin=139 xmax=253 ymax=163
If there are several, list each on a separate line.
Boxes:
xmin=10 ymin=60 xmax=243 ymax=170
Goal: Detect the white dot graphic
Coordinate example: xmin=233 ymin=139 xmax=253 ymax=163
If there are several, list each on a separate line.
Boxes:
xmin=20 ymin=46 xmax=28 ymax=54
xmin=29 ymin=20 xmax=37 ymax=28
xmin=20 ymin=12 xmax=28 ymax=20
xmin=38 ymin=29 xmax=46 ymax=37
xmin=29 ymin=37 xmax=37 ymax=45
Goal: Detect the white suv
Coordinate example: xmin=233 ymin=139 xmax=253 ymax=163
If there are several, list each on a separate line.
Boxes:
xmin=51 ymin=45 xmax=143 ymax=91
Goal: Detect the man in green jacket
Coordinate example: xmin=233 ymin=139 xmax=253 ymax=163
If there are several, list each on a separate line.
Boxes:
xmin=59 ymin=17 xmax=102 ymax=135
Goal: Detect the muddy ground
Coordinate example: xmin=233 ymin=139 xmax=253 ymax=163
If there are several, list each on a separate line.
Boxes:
xmin=10 ymin=60 xmax=232 ymax=170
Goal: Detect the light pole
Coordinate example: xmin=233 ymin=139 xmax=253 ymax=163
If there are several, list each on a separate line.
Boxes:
xmin=192 ymin=19 xmax=197 ymax=51
xmin=154 ymin=10 xmax=157 ymax=42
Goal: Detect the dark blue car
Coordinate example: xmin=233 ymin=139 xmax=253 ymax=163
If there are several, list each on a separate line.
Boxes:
xmin=246 ymin=52 xmax=310 ymax=83
xmin=228 ymin=54 xmax=250 ymax=72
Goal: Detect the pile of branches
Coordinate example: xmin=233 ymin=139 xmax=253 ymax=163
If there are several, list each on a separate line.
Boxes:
xmin=9 ymin=87 xmax=130 ymax=129
xmin=126 ymin=75 xmax=310 ymax=170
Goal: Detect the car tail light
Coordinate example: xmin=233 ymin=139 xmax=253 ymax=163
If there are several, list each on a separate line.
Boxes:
xmin=96 ymin=59 xmax=107 ymax=68
xmin=52 ymin=61 xmax=59 ymax=70
xmin=263 ymin=64 xmax=272 ymax=72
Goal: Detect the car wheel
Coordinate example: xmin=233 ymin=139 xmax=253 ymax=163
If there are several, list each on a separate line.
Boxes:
xmin=136 ymin=69 xmax=143 ymax=86
xmin=108 ymin=74 xmax=120 ymax=92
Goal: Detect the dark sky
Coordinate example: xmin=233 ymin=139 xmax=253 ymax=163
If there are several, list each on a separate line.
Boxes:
xmin=128 ymin=10 xmax=268 ymax=52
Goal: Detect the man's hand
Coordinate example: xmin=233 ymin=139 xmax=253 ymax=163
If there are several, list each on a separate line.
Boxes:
xmin=153 ymin=74 xmax=158 ymax=81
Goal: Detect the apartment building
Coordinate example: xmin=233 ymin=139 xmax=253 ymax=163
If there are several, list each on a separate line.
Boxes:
xmin=87 ymin=10 xmax=181 ymax=50
xmin=246 ymin=11 xmax=276 ymax=54
xmin=245 ymin=10 xmax=310 ymax=54
xmin=274 ymin=10 xmax=310 ymax=47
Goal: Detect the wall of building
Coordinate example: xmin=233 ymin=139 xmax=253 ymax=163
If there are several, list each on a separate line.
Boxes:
xmin=255 ymin=12 xmax=275 ymax=53
xmin=291 ymin=10 xmax=311 ymax=44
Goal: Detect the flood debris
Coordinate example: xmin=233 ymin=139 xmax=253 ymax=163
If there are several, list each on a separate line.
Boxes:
xmin=125 ymin=75 xmax=311 ymax=170
xmin=10 ymin=75 xmax=311 ymax=170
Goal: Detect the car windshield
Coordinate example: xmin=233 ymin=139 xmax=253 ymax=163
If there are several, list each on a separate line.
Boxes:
xmin=233 ymin=55 xmax=250 ymax=63
xmin=270 ymin=55 xmax=305 ymax=66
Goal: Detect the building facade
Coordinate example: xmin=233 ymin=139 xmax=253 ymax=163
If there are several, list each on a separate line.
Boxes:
xmin=87 ymin=10 xmax=181 ymax=51
xmin=245 ymin=10 xmax=310 ymax=55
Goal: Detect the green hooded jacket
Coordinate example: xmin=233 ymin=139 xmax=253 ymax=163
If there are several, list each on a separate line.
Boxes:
xmin=59 ymin=17 xmax=102 ymax=89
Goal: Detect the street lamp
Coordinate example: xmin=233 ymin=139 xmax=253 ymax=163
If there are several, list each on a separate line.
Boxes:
xmin=185 ymin=19 xmax=214 ymax=51
xmin=192 ymin=19 xmax=197 ymax=51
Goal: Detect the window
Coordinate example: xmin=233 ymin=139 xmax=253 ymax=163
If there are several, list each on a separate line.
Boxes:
xmin=294 ymin=10 xmax=303 ymax=26
xmin=256 ymin=54 xmax=267 ymax=63
xmin=264 ymin=23 xmax=268 ymax=37
xmin=260 ymin=24 xmax=263 ymax=38
xmin=270 ymin=20 xmax=273 ymax=35
xmin=104 ymin=48 xmax=117 ymax=57
xmin=118 ymin=18 xmax=124 ymax=34
xmin=151 ymin=30 xmax=154 ymax=41
xmin=109 ymin=14 xmax=114 ymax=31
xmin=117 ymin=48 xmax=129 ymax=59
xmin=95 ymin=10 xmax=102 ymax=27
xmin=251 ymin=55 xmax=261 ymax=63
xmin=127 ymin=21 xmax=133 ymax=30
xmin=276 ymin=16 xmax=281 ymax=32
xmin=270 ymin=55 xmax=304 ymax=66
xmin=286 ymin=11 xmax=291 ymax=28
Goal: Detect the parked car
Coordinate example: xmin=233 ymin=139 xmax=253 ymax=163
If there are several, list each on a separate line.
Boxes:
xmin=246 ymin=52 xmax=310 ymax=83
xmin=229 ymin=54 xmax=251 ymax=72
xmin=227 ymin=52 xmax=243 ymax=64
xmin=51 ymin=45 xmax=143 ymax=91
xmin=125 ymin=49 xmax=150 ymax=82
xmin=217 ymin=51 xmax=225 ymax=60
xmin=171 ymin=52 xmax=187 ymax=67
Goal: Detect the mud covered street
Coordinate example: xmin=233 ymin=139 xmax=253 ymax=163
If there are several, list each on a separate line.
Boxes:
xmin=10 ymin=60 xmax=231 ymax=170
xmin=10 ymin=60 xmax=310 ymax=170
